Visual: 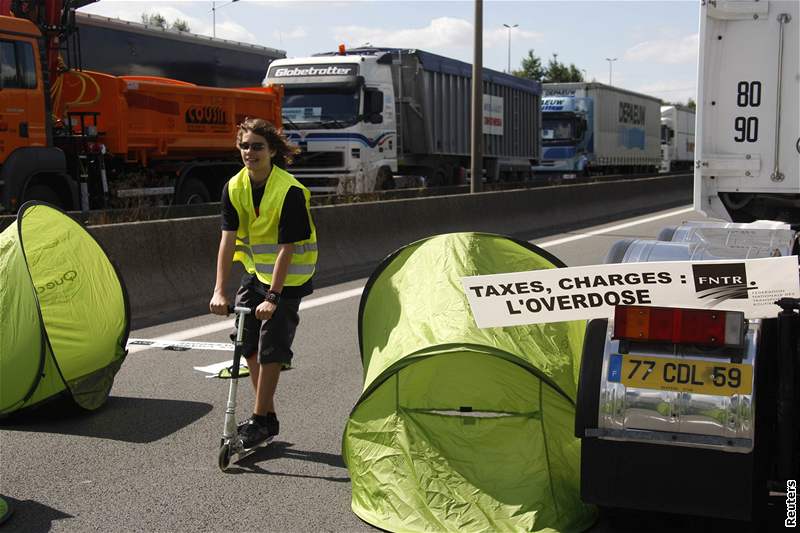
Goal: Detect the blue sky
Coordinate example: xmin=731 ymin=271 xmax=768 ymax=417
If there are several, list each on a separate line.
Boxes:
xmin=79 ymin=0 xmax=700 ymax=103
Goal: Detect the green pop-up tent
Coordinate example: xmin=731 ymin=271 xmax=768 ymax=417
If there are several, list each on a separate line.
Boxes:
xmin=0 ymin=202 xmax=129 ymax=416
xmin=343 ymin=232 xmax=597 ymax=532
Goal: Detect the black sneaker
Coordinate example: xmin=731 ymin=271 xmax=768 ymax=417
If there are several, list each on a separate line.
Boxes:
xmin=239 ymin=417 xmax=279 ymax=449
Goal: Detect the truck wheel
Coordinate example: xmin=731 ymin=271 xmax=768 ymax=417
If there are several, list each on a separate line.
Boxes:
xmin=23 ymin=184 xmax=64 ymax=209
xmin=176 ymin=178 xmax=210 ymax=204
xmin=376 ymin=167 xmax=394 ymax=191
xmin=423 ymin=168 xmax=444 ymax=187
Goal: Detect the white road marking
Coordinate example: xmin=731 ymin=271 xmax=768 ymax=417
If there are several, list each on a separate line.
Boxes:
xmin=130 ymin=207 xmax=693 ymax=353
xmin=536 ymin=206 xmax=694 ymax=248
xmin=128 ymin=287 xmax=364 ymax=354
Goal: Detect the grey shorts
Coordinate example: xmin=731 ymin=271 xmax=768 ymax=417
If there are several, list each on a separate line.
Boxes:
xmin=232 ymin=274 xmax=301 ymax=365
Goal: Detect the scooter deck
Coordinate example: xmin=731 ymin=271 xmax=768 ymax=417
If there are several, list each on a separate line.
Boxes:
xmin=231 ymin=436 xmax=274 ymax=464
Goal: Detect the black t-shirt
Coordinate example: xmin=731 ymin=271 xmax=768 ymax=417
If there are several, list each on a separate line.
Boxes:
xmin=221 ymin=181 xmax=313 ymax=298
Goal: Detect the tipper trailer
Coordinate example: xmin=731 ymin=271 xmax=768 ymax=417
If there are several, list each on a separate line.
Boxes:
xmin=264 ymin=46 xmax=542 ymax=194
xmin=0 ymin=0 xmax=282 ymax=213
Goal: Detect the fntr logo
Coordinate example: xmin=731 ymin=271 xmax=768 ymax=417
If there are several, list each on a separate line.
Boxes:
xmin=692 ymin=263 xmax=753 ymax=302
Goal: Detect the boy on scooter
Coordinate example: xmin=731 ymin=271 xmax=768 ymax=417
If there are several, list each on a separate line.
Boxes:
xmin=209 ymin=117 xmax=317 ymax=449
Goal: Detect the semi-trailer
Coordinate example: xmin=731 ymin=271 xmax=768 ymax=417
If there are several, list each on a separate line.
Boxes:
xmin=659 ymin=104 xmax=695 ymax=172
xmin=263 ymin=46 xmax=542 ymax=194
xmin=74 ymin=11 xmax=285 ymax=88
xmin=533 ymin=82 xmax=662 ymax=181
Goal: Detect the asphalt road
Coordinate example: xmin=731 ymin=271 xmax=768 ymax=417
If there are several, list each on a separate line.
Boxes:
xmin=9 ymin=204 xmax=775 ymax=533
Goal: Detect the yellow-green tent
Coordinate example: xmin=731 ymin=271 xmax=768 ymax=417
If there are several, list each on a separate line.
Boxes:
xmin=343 ymin=232 xmax=596 ymax=532
xmin=0 ymin=202 xmax=129 ymax=415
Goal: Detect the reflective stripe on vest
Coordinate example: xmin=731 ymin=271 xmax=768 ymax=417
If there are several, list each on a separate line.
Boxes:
xmin=228 ymin=165 xmax=318 ymax=286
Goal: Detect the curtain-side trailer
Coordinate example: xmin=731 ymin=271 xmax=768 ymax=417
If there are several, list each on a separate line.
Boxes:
xmin=534 ymin=82 xmax=661 ymax=181
xmin=659 ymin=104 xmax=695 ymax=172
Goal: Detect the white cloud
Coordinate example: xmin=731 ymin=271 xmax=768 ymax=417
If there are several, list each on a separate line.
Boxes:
xmin=273 ymin=27 xmax=308 ymax=40
xmin=334 ymin=17 xmax=472 ymax=49
xmin=634 ymin=80 xmax=697 ymax=103
xmin=212 ymin=20 xmax=260 ymax=44
xmin=624 ymin=33 xmax=699 ymax=65
xmin=484 ymin=26 xmax=543 ymax=48
xmin=333 ymin=17 xmax=541 ymax=51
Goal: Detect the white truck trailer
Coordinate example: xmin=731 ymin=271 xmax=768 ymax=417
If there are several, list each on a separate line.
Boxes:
xmin=659 ymin=104 xmax=696 ymax=172
xmin=263 ymin=47 xmax=542 ymax=194
xmin=533 ymin=82 xmax=662 ymax=181
xmin=574 ymin=0 xmax=799 ymax=526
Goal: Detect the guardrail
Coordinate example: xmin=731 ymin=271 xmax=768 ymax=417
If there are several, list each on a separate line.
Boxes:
xmin=82 ymin=174 xmax=693 ymax=328
xmin=0 ymin=171 xmax=689 ymax=230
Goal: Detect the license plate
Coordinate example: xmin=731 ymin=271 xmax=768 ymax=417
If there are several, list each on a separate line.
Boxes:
xmin=607 ymin=354 xmax=753 ymax=396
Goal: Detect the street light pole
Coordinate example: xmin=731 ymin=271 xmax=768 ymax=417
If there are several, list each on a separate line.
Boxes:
xmin=503 ymin=23 xmax=518 ymax=73
xmin=211 ymin=0 xmax=240 ymax=38
xmin=471 ymin=0 xmax=483 ymax=193
xmin=605 ymin=57 xmax=617 ymax=85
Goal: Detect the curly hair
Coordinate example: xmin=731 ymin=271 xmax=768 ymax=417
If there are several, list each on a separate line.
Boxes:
xmin=236 ymin=117 xmax=300 ymax=169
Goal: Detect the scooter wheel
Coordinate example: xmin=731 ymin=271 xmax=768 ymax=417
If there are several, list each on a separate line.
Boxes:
xmin=218 ymin=443 xmax=231 ymax=471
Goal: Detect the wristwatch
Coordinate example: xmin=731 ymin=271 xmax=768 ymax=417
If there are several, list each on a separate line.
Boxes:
xmin=265 ymin=290 xmax=281 ymax=305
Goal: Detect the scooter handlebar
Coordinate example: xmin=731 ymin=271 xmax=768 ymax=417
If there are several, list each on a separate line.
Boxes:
xmin=227 ymin=305 xmax=252 ymax=316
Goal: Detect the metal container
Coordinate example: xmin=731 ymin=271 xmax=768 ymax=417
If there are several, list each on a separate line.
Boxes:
xmin=76 ymin=12 xmax=286 ymax=87
xmin=389 ymin=49 xmax=541 ymax=163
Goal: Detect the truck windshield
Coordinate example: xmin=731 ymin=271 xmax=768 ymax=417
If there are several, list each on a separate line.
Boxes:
xmin=542 ymin=118 xmax=579 ymax=144
xmin=283 ymin=88 xmax=360 ymax=129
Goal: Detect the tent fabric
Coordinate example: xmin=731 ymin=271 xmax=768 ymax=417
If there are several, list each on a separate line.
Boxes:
xmin=343 ymin=232 xmax=596 ymax=532
xmin=0 ymin=202 xmax=129 ymax=415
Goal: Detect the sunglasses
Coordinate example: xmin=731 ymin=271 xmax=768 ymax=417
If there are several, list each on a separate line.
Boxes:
xmin=238 ymin=142 xmax=267 ymax=151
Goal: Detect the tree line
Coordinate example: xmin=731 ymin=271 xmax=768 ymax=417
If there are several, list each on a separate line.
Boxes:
xmin=512 ymin=49 xmax=584 ymax=83
xmin=141 ymin=12 xmax=191 ymax=32
xmin=512 ymin=49 xmax=695 ymax=109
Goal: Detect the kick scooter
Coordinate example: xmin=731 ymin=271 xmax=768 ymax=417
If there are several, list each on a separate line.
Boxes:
xmin=217 ymin=305 xmax=272 ymax=471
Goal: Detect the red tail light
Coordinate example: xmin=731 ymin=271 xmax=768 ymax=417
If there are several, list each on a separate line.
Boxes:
xmin=613 ymin=305 xmax=745 ymax=347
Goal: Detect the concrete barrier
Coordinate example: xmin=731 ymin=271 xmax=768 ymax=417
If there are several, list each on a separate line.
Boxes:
xmin=88 ymin=174 xmax=692 ymax=327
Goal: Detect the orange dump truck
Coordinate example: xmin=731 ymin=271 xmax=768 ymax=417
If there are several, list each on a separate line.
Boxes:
xmin=0 ymin=14 xmax=282 ymax=212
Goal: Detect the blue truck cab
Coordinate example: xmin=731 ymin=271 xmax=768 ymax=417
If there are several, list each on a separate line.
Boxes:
xmin=536 ymin=95 xmax=593 ymax=180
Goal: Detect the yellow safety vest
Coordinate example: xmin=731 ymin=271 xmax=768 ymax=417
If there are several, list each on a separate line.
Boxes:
xmin=228 ymin=165 xmax=318 ymax=287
